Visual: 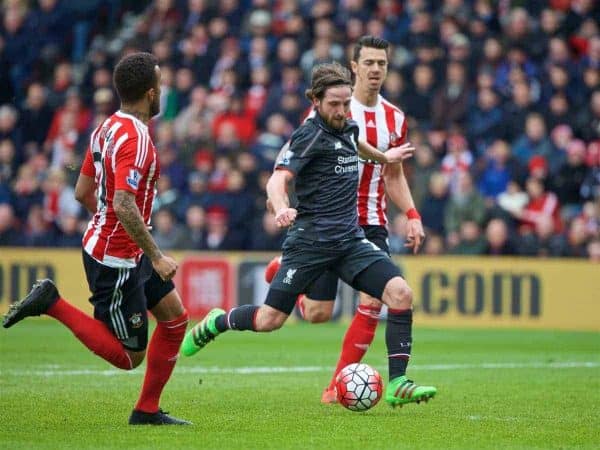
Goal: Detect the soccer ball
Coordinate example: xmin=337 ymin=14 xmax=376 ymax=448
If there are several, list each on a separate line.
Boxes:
xmin=335 ymin=363 xmax=383 ymax=411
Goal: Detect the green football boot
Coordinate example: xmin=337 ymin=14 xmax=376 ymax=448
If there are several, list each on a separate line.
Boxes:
xmin=181 ymin=308 xmax=226 ymax=356
xmin=385 ymin=376 xmax=437 ymax=408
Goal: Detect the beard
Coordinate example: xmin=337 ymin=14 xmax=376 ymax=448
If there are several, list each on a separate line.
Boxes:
xmin=150 ymin=97 xmax=160 ymax=117
xmin=325 ymin=115 xmax=346 ymax=130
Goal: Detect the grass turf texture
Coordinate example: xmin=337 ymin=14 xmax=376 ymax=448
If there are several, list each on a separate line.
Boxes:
xmin=1 ymin=320 xmax=598 ymax=449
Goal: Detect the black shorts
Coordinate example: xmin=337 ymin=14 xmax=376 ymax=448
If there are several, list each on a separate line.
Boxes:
xmin=304 ymin=225 xmax=390 ymax=301
xmin=266 ymin=231 xmax=398 ymax=314
xmin=82 ymin=251 xmax=175 ymax=351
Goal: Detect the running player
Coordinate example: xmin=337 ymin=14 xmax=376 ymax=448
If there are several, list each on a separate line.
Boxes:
xmin=3 ymin=53 xmax=191 ymax=425
xmin=265 ymin=35 xmax=426 ymax=403
xmin=181 ymin=62 xmax=436 ymax=408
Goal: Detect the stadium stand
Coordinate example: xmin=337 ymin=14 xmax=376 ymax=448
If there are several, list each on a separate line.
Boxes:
xmin=0 ymin=0 xmax=598 ymax=258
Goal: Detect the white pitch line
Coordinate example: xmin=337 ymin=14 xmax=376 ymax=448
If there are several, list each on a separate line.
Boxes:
xmin=0 ymin=361 xmax=598 ymax=378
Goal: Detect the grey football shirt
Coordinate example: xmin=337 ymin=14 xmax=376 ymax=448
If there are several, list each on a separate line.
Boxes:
xmin=276 ymin=112 xmax=365 ymax=242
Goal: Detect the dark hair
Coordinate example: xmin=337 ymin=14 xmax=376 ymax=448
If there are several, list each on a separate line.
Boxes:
xmin=352 ymin=35 xmax=390 ymax=62
xmin=305 ymin=62 xmax=352 ymax=101
xmin=113 ymin=52 xmax=159 ymax=103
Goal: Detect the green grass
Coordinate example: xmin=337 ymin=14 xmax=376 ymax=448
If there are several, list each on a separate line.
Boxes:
xmin=1 ymin=320 xmax=599 ymax=449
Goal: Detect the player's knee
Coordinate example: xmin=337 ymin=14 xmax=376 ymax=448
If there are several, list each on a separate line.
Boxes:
xmin=383 ymin=277 xmax=413 ymax=310
xmin=127 ymin=350 xmax=146 ymax=369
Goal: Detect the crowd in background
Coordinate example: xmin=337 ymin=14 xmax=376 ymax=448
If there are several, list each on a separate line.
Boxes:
xmin=0 ymin=0 xmax=599 ymax=260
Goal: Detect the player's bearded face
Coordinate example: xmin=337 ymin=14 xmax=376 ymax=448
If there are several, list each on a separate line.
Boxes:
xmin=315 ymin=85 xmax=352 ymax=130
xmin=352 ymin=47 xmax=388 ymax=92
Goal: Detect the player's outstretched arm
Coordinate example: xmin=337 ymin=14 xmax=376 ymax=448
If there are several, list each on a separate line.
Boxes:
xmin=266 ymin=169 xmax=297 ymax=228
xmin=113 ymin=190 xmax=177 ymax=280
xmin=357 ymin=140 xmax=414 ymax=163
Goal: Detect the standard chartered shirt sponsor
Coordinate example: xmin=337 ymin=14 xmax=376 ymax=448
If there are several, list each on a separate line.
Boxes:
xmin=335 ymin=155 xmax=359 ymax=174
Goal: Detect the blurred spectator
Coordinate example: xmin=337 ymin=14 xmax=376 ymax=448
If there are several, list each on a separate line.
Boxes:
xmin=441 ymin=133 xmax=473 ymax=192
xmin=423 ymin=232 xmax=445 ymax=255
xmin=476 ymin=139 xmax=525 ymax=203
xmin=497 ymin=180 xmax=529 ymax=220
xmin=54 ymin=214 xmax=83 ymax=247
xmin=518 ymin=215 xmax=569 ymax=257
xmin=432 ymin=61 xmax=470 ymax=129
xmin=512 ymin=113 xmax=554 ymax=165
xmin=153 ymin=174 xmax=178 ymax=212
xmin=502 ymin=80 xmax=539 ymax=142
xmin=22 ymin=203 xmax=55 ymax=247
xmin=445 ymin=172 xmax=487 ymax=247
xmin=202 ymin=205 xmax=243 ymax=250
xmin=251 ymin=113 xmax=291 ymax=167
xmin=587 ymin=238 xmax=600 ymax=262
xmin=11 ymin=162 xmax=44 ymax=221
xmin=152 ymin=208 xmax=187 ymax=250
xmin=515 ymin=177 xmax=562 ymax=234
xmin=576 ymin=89 xmax=600 ymax=142
xmin=420 ymin=172 xmax=449 ymax=236
xmin=18 ymin=83 xmax=53 ymax=151
xmin=450 ymin=220 xmax=487 ymax=255
xmin=0 ymin=105 xmax=22 ymax=154
xmin=249 ymin=211 xmax=286 ymax=251
xmin=387 ymin=213 xmax=408 ymax=255
xmin=467 ymin=87 xmax=504 ymax=154
xmin=566 ymin=216 xmax=591 ymax=257
xmin=181 ymin=204 xmax=206 ymax=250
xmin=138 ymin=0 xmax=182 ymax=41
xmin=403 ymin=64 xmax=436 ymax=128
xmin=410 ymin=144 xmax=438 ymax=210
xmin=41 ymin=167 xmax=80 ymax=226
xmin=213 ymin=97 xmax=256 ymax=147
xmin=484 ymin=218 xmax=517 ymax=255
xmin=0 ymin=203 xmax=22 ymax=246
xmin=551 ymin=140 xmax=590 ymax=216
xmin=0 ymin=139 xmax=16 ymax=184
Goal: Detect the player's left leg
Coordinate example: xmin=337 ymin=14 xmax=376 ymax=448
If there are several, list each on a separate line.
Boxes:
xmin=353 ymin=261 xmax=436 ymax=407
xmin=339 ymin=240 xmax=436 ymax=407
xmin=130 ymin=270 xmax=190 ymax=426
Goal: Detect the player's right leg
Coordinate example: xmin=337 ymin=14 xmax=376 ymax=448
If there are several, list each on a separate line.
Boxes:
xmin=183 ymin=251 xmax=324 ymax=357
xmin=181 ymin=302 xmax=291 ymax=356
xmin=130 ymin=271 xmax=191 ymax=426
xmin=2 ymin=253 xmax=140 ymax=371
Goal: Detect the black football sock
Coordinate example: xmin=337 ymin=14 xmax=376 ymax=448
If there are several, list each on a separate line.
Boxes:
xmin=386 ymin=308 xmax=413 ymax=380
xmin=215 ymin=305 xmax=259 ymax=332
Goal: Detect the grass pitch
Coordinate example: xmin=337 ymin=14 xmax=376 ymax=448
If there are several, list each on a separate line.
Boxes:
xmin=0 ymin=320 xmax=598 ymax=449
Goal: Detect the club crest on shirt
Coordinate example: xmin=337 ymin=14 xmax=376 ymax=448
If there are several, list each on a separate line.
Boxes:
xmin=126 ymin=168 xmax=141 ymax=190
xmin=389 ymin=131 xmax=401 ymax=146
xmin=280 ymin=150 xmax=294 ymax=165
xmin=129 ymin=312 xmax=143 ymax=329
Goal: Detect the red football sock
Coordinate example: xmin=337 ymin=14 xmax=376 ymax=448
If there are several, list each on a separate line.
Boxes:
xmin=328 ymin=304 xmax=381 ymax=390
xmin=46 ymin=298 xmax=132 ymax=370
xmin=135 ymin=311 xmax=189 ymax=413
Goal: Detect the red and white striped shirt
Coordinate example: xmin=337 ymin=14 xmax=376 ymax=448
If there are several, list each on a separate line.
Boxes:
xmin=81 ymin=111 xmax=159 ymax=268
xmin=350 ymin=95 xmax=407 ymax=226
